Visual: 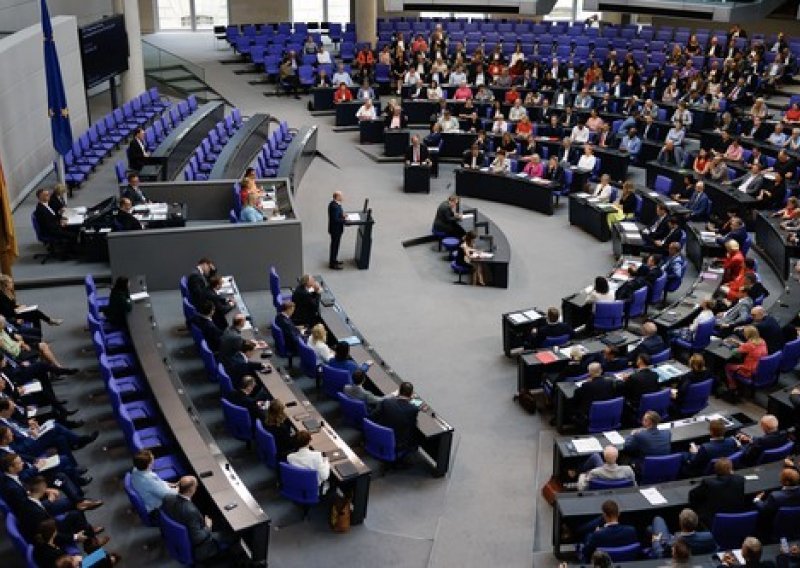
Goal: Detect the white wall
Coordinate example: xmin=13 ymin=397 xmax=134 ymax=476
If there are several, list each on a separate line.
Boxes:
xmin=0 ymin=16 xmax=89 ymax=207
xmin=0 ymin=0 xmax=114 ymax=32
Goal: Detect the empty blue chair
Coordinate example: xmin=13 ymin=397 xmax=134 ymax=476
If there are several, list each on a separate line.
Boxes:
xmin=254 ymin=420 xmax=277 ymax=469
xmin=779 ymin=337 xmax=800 ymax=373
xmin=159 ymin=508 xmax=195 ymax=565
xmin=269 ymin=265 xmax=291 ymax=310
xmin=650 ymin=348 xmax=671 ymax=365
xmin=756 ymin=440 xmax=794 ymax=465
xmin=637 ymin=388 xmax=671 ymax=421
xmin=217 ymin=363 xmax=234 ymax=396
xmin=270 ymin=321 xmax=294 ymax=367
xmin=222 ymin=398 xmax=254 ymax=447
xmin=124 ymin=471 xmax=158 ymax=527
xmin=677 ymin=378 xmax=713 ymax=416
xmin=364 ymin=417 xmax=411 ymax=463
xmin=587 ymin=478 xmax=635 ymax=490
xmin=298 ymin=341 xmax=320 ymax=383
xmin=198 ymin=340 xmax=218 ymax=382
xmin=322 ymin=364 xmax=352 ymax=398
xmin=711 ymin=511 xmax=758 ymax=550
xmin=773 ymin=506 xmax=800 ymax=540
xmin=598 ymin=543 xmax=641 ymax=561
xmin=672 ymin=318 xmax=714 ymax=353
xmin=640 ymin=452 xmax=683 ymax=484
xmin=541 ymin=334 xmax=571 ymax=348
xmin=734 ymin=350 xmax=782 ymax=391
xmin=625 ymin=287 xmax=648 ymax=324
xmin=279 ymin=462 xmax=320 ymax=516
xmin=593 ymin=301 xmax=625 ymax=332
xmin=654 ymin=175 xmax=672 ymax=195
xmin=337 ymin=391 xmax=368 ymax=429
xmin=587 ymin=397 xmax=624 ymax=433
xmin=648 ymin=273 xmax=667 ymax=306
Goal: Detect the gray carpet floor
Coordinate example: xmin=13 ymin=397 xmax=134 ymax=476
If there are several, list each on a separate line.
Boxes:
xmin=0 ymin=31 xmax=777 ymax=568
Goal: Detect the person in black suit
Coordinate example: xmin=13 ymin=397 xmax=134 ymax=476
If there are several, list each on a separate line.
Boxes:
xmin=328 ymin=191 xmax=345 ymax=269
xmin=160 ymin=476 xmax=229 ymax=562
xmin=528 ymin=307 xmax=572 ymax=348
xmin=736 ymin=307 xmax=784 ymax=354
xmin=405 ymin=134 xmax=431 ymax=166
xmin=556 ymin=138 xmax=578 ymax=166
xmin=372 ymin=381 xmax=421 ymax=454
xmin=683 ymin=418 xmax=739 ymax=477
xmin=33 ymin=188 xmax=74 ymax=245
xmin=621 ymin=353 xmax=661 ymax=416
xmin=736 ymin=414 xmax=789 ymax=467
xmin=218 ymin=314 xmax=246 ymax=365
xmin=223 ymin=375 xmax=267 ymax=423
xmin=754 ymin=467 xmax=800 ymax=538
xmin=689 ymin=457 xmax=747 ymax=528
xmin=121 ymin=173 xmax=149 ymax=205
xmin=461 ymin=144 xmax=485 ymax=170
xmin=581 ymin=499 xmax=639 ymax=562
xmin=543 ymin=115 xmax=563 ymax=138
xmin=190 ymin=301 xmax=224 ymax=353
xmin=224 ymin=340 xmax=269 ymax=389
xmin=291 ymin=275 xmax=321 ymax=327
xmin=655 ymin=217 xmax=685 ymax=254
xmin=433 ymin=194 xmax=465 ymax=238
xmin=264 ymin=399 xmax=297 ymax=463
xmin=186 ymin=258 xmax=216 ymax=308
xmin=717 ymin=537 xmax=775 ymax=568
xmin=573 ymin=362 xmax=617 ymax=430
xmin=645 ymin=204 xmax=670 ymax=244
xmin=275 ymin=301 xmax=304 ymax=357
xmin=48 ymin=184 xmax=68 ymax=215
xmin=628 ymin=322 xmax=667 ymax=363
xmin=543 ymin=156 xmax=566 ymax=187
xmin=126 ymin=128 xmax=149 ymax=172
xmin=112 ymin=198 xmax=142 ymax=232
xmin=199 ymin=275 xmax=234 ymax=331
xmin=638 ymin=115 xmax=661 ymax=141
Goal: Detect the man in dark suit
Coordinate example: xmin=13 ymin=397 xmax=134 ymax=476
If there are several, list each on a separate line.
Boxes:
xmin=582 ymin=499 xmax=639 ymax=562
xmin=190 ymin=301 xmax=224 ymax=353
xmin=683 ymin=419 xmax=739 ymax=477
xmin=754 ymin=467 xmax=800 ymax=538
xmin=409 ymin=80 xmax=427 ymax=100
xmin=113 ymin=198 xmax=143 ymax=232
xmin=623 ymin=410 xmax=672 ymax=466
xmin=628 ymin=322 xmax=666 ymax=364
xmin=218 ymin=314 xmax=246 ymax=366
xmin=620 ymin=353 xmax=660 ymax=415
xmin=719 ymin=537 xmax=776 ymax=568
xmin=573 ymin=362 xmax=616 ymax=429
xmin=373 ymin=381 xmax=420 ymax=453
xmin=645 ymin=204 xmax=670 ymax=244
xmin=186 ymin=257 xmax=216 ymax=308
xmin=707 ymin=36 xmax=723 ymax=58
xmin=556 ymin=138 xmax=578 ymax=166
xmin=528 ymin=307 xmax=572 ymax=348
xmin=161 ymin=476 xmax=228 ymax=562
xmin=543 ymin=155 xmax=566 ymax=188
xmin=224 ymin=340 xmax=269 ymax=390
xmin=291 ymin=275 xmax=321 ymax=327
xmin=126 ymin=127 xmax=149 ymax=172
xmin=275 ymin=301 xmax=303 ymax=356
xmin=33 ymin=188 xmax=75 ymax=245
xmin=461 ymin=144 xmax=485 ymax=170
xmin=715 ymin=217 xmax=748 ymax=250
xmin=638 ymin=115 xmax=661 ymax=141
xmin=654 ymin=217 xmax=685 ymax=255
xmin=689 ymin=457 xmax=747 ymax=528
xmin=737 ymin=414 xmax=789 ymax=467
xmin=328 ymin=191 xmax=345 ymax=270
xmin=223 ymin=375 xmax=267 ymax=423
xmin=543 ymin=115 xmax=563 ymax=138
xmin=432 ymin=194 xmax=465 ymax=238
xmin=405 ymin=134 xmax=431 ymax=166
xmin=739 ymin=307 xmax=784 ymax=354
xmin=121 ymin=172 xmax=149 ymax=205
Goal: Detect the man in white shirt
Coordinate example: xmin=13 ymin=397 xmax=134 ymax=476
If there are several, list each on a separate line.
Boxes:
xmin=577 ymin=144 xmax=598 ymax=171
xmin=403 ymin=68 xmax=419 ymax=86
xmin=449 ymin=66 xmax=467 ymax=86
xmin=355 ymin=98 xmax=376 ymax=121
xmin=571 ymin=122 xmax=590 ymax=144
xmin=574 ymin=89 xmax=593 ymax=109
xmin=287 ymin=430 xmax=330 ymax=490
xmin=331 ymin=63 xmax=353 ymax=87
xmin=767 ymin=123 xmax=788 ymax=147
xmin=508 ymin=99 xmax=527 ymax=122
xmin=317 ymin=47 xmax=332 ymax=65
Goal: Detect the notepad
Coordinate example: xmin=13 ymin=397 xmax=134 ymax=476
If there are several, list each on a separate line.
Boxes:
xmin=619 ymin=222 xmax=638 ymax=231
xmin=523 ymin=309 xmax=543 ymax=320
xmin=535 ymin=351 xmax=559 ymax=364
xmin=15 ymin=305 xmax=38 ymax=313
xmin=340 ymin=335 xmax=361 ymax=346
xmin=345 ymin=213 xmax=361 ymax=221
xmin=508 ymin=313 xmax=529 ymax=324
xmin=640 ymin=487 xmax=667 ymax=505
xmin=130 ymin=291 xmax=149 ymax=302
xmin=38 ymin=454 xmax=60 ymax=472
xmin=572 ymin=438 xmax=603 ymax=453
xmin=18 ymin=381 xmax=42 ymax=395
xmin=36 ymin=419 xmax=55 ymax=436
xmin=604 ymin=431 xmax=625 ymax=445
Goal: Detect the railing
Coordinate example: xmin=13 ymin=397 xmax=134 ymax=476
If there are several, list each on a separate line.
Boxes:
xmin=141 ymin=38 xmax=222 ymax=103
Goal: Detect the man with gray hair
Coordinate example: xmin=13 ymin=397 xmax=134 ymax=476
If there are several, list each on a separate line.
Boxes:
xmin=577 ymin=445 xmax=636 ymax=490
xmin=623 ymin=410 xmax=672 ymax=467
xmin=573 ymin=362 xmax=615 ymax=430
xmin=737 ymin=414 xmax=788 ymax=467
xmin=649 ymin=508 xmax=718 ymax=558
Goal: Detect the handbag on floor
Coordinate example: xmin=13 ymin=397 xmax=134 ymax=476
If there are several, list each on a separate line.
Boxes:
xmin=330 ymin=491 xmax=352 ymax=533
xmin=541 ymin=475 xmax=563 ymax=507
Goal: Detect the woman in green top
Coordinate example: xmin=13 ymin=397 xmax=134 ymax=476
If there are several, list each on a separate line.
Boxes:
xmin=101 ymin=277 xmax=132 ymax=329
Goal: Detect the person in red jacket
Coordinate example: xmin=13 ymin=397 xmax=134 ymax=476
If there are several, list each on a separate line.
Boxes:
xmin=333 ymin=82 xmax=353 ymax=104
xmin=355 ymin=47 xmax=375 ymax=82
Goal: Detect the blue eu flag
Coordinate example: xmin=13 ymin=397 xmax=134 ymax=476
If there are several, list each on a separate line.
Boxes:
xmin=41 ymin=0 xmax=73 ymax=156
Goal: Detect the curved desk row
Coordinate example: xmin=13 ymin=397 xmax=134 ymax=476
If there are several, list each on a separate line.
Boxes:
xmin=455 ymin=203 xmax=512 ymax=288
xmin=455 ymin=167 xmax=556 ymax=216
xmin=128 ymin=276 xmax=270 ymax=563
xmin=276 ymin=125 xmax=318 ymax=192
xmin=140 ymin=102 xmax=226 ymax=182
xmin=754 ymin=211 xmax=800 ymax=282
xmin=317 ymin=281 xmax=455 ymax=477
xmin=209 ymin=113 xmax=271 ymax=179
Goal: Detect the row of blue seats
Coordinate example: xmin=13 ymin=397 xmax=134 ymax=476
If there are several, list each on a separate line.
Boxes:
xmin=65 ymin=88 xmax=171 ymax=187
xmin=227 ymin=21 xmax=355 ymax=40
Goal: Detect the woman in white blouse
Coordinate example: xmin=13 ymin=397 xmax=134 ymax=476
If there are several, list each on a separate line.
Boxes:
xmin=577 ymin=145 xmax=597 ymax=171
xmin=490 ymin=148 xmax=511 ymax=174
xmin=591 ymin=174 xmax=614 ymax=202
xmin=308 ymin=324 xmax=334 ymax=363
xmin=586 ymin=276 xmax=615 ymax=303
xmin=427 ymin=80 xmax=444 ymax=101
xmin=355 ymin=99 xmax=376 ymax=121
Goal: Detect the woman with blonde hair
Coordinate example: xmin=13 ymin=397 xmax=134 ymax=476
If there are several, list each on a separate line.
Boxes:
xmin=0 ymin=274 xmax=62 ymax=329
xmin=607 ymin=181 xmax=637 ymax=226
xmin=724 ymin=326 xmax=767 ymax=402
xmin=308 ymin=323 xmax=334 ymax=363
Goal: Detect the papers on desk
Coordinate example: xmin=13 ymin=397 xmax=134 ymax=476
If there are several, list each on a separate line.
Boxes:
xmin=132 ymin=203 xmax=169 ymax=221
xmin=38 ymin=454 xmax=60 ymax=472
xmin=461 ymin=213 xmax=474 ymax=220
xmin=535 ymin=351 xmax=559 ymax=364
xmin=574 ymin=192 xmax=590 ymax=198
xmin=664 ymin=200 xmax=680 ymax=206
xmin=655 ymin=363 xmax=683 ymax=380
xmin=241 ymin=320 xmax=253 ymax=330
xmin=744 ymin=474 xmax=759 ymax=481
xmin=516 ymin=172 xmax=528 ymax=178
xmin=717 ymin=550 xmax=747 ymax=565
xmin=73 ymin=206 xmax=87 ymax=214
xmin=259 ymin=199 xmax=277 ymax=210
xmin=604 ymin=431 xmax=625 ymax=445
xmin=618 ymin=222 xmax=638 ymax=232
xmin=63 ymin=212 xmax=85 ymax=225
xmin=345 ymin=213 xmax=361 ymax=222
xmin=37 ymin=419 xmax=55 ymax=436
xmin=586 ymin=197 xmax=601 ymax=203
xmin=472 ymin=251 xmax=494 ymax=259
xmin=640 ymin=487 xmax=668 ymax=505
xmin=480 ymin=167 xmax=490 ymax=172
xmin=129 ymin=291 xmax=149 ymax=302
xmin=648 ymin=192 xmax=660 ymax=197
xmin=523 ymin=309 xmax=543 ymax=320
xmin=270 ymin=214 xmax=286 ymax=221
xmin=18 ymin=381 xmax=42 ymax=396
xmin=572 ymin=437 xmax=603 ymax=453
xmin=340 ymin=335 xmax=361 ymax=346
xmin=657 ymin=422 xmax=672 ymax=430
xmin=700 ymin=271 xmax=720 ymax=281
xmin=508 ymin=312 xmax=529 ymax=324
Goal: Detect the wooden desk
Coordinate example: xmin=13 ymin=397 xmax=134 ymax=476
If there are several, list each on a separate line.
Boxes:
xmin=128 ymin=277 xmax=270 ymax=565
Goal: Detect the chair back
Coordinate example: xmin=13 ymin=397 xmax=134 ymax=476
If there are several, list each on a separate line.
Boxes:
xmin=124 ymin=471 xmax=157 ymax=527
xmin=650 ymin=347 xmax=671 ymax=365
xmin=586 ymin=478 xmax=634 ymax=490
xmin=269 ymin=265 xmax=283 ymax=309
xmin=159 ymin=508 xmax=195 ymax=565
xmin=271 ymin=321 xmax=289 ymax=358
xmin=363 ymin=417 xmax=397 ymax=461
xmin=654 ymin=175 xmax=672 ymax=195
xmin=640 ymin=452 xmax=683 ymax=484
xmin=679 ymin=378 xmax=713 ymax=416
xmin=337 ymin=391 xmax=368 ymax=429
xmin=221 ymin=398 xmax=254 ymax=443
xmin=593 ymin=301 xmax=624 ymax=332
xmin=627 ymin=286 xmax=648 ymax=320
xmin=179 ymin=275 xmax=189 ymax=299
xmin=254 ymin=420 xmax=278 ymax=469
xmin=6 ymin=513 xmax=29 ymax=557
xmin=541 ymin=333 xmax=571 ymax=348
xmin=773 ymin=506 xmax=800 ymax=540
xmin=279 ymin=462 xmax=320 ymax=505
xmin=711 ymin=511 xmax=758 ymax=550
xmin=692 ymin=318 xmax=715 ymax=351
xmin=182 ymin=297 xmax=197 ymax=322
xmin=298 ymin=341 xmax=319 ymax=380
xmin=587 ymin=397 xmax=624 ymax=433
xmin=756 ymin=440 xmax=794 ymax=465
xmin=648 ymin=273 xmax=667 ymax=304
xmin=321 ymin=364 xmax=352 ymax=398
xmin=637 ymin=388 xmax=671 ymax=421
xmin=217 ymin=363 xmax=234 ymax=396
xmin=780 ymin=337 xmax=800 ymax=373
xmin=752 ymin=350 xmax=783 ymax=389
xmin=198 ymin=340 xmax=218 ymax=382
xmin=598 ymin=543 xmax=641 ymax=562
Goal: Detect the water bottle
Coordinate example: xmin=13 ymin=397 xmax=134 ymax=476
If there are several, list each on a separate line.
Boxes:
xmin=781 ymin=537 xmax=790 ymax=555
